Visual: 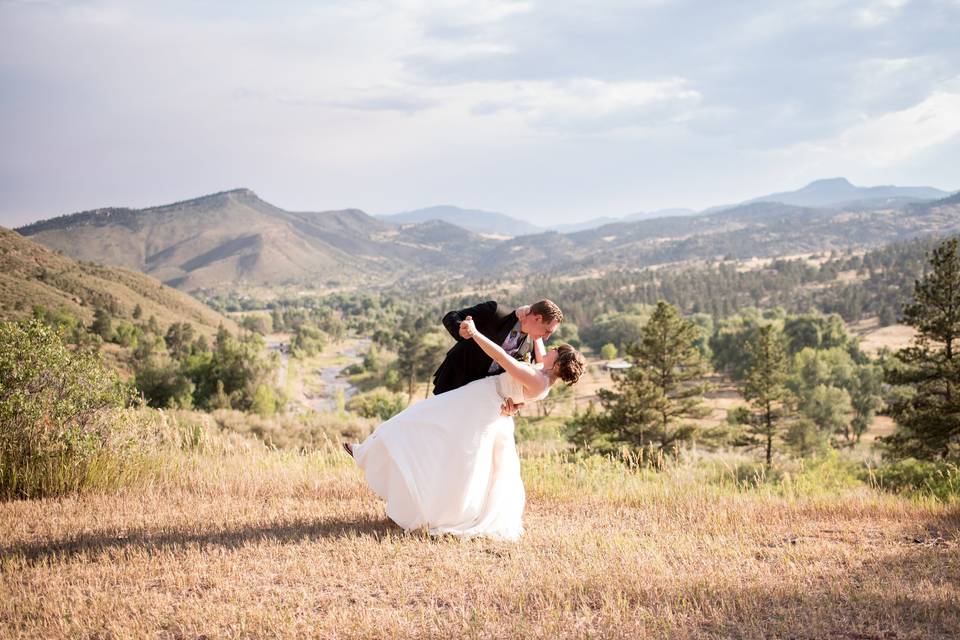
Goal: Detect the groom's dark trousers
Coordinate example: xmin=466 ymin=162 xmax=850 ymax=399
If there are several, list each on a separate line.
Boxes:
xmin=432 ymin=300 xmax=531 ymax=395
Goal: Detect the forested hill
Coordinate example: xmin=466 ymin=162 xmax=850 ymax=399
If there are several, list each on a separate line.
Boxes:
xmin=0 ymin=226 xmax=237 ymax=336
xmin=496 ymin=195 xmax=960 ymax=271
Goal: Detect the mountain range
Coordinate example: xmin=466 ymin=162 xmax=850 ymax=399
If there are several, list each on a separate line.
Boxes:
xmin=742 ymin=177 xmax=948 ymax=208
xmin=379 ymin=205 xmax=542 ymax=237
xmin=14 ymin=181 xmax=960 ymax=294
xmin=384 ymin=179 xmax=949 ymax=237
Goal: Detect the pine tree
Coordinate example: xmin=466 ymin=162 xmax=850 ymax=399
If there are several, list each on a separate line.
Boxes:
xmin=165 ymin=322 xmax=195 ymax=360
xmin=595 ymin=301 xmax=709 ymax=453
xmin=393 ymin=315 xmax=446 ymax=403
xmin=884 ymin=238 xmax=960 ymax=459
xmin=90 ymin=308 xmax=113 ymax=341
xmin=739 ymin=325 xmax=791 ymax=466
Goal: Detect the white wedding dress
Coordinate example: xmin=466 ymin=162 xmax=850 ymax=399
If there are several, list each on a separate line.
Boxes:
xmin=352 ymin=370 xmax=549 ymax=540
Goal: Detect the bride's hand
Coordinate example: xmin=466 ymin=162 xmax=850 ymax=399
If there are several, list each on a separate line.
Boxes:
xmin=461 ymin=316 xmax=477 ymax=338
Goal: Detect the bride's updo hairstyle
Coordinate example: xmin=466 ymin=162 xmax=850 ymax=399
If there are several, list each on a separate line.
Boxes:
xmin=553 ymin=344 xmax=585 ymax=385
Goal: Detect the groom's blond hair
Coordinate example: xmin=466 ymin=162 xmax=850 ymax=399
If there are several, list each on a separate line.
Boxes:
xmin=530 ymin=299 xmax=563 ymax=323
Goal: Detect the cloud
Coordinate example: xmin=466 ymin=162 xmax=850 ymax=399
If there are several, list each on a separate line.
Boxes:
xmin=854 ymin=0 xmax=911 ymax=26
xmin=775 ymin=81 xmax=960 ymax=170
xmin=299 ymin=76 xmax=702 ymax=136
xmin=833 ymin=87 xmax=960 ymax=167
xmin=458 ymin=77 xmax=702 ymax=134
xmin=1 ymin=0 xmax=959 ymax=227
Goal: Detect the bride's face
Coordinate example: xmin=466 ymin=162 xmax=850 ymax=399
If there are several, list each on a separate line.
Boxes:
xmin=543 ymin=348 xmax=559 ymax=371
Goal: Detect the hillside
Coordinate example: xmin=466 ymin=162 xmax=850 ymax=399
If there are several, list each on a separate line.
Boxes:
xmin=17 ymin=189 xmax=496 ymax=292
xmin=478 ymin=198 xmax=960 ymax=276
xmin=0 ymin=226 xmax=237 ymax=335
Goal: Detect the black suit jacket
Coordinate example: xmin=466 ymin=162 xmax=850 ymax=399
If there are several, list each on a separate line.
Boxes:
xmin=432 ymin=300 xmax=532 ymax=395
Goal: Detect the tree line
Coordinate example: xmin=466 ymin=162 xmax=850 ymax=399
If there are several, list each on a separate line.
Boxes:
xmin=569 ymin=237 xmax=960 ymax=466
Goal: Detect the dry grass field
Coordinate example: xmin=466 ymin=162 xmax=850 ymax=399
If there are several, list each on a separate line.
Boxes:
xmin=852 ymin=320 xmax=918 ymax=357
xmin=2 ymin=431 xmax=958 ymax=640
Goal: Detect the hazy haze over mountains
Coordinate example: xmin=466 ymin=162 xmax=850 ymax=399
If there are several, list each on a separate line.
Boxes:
xmin=382 ymin=205 xmax=702 ymax=236
xmin=740 ymin=177 xmax=949 ymax=208
xmin=379 ymin=206 xmax=543 ymax=237
xmin=382 ymin=178 xmax=949 ymax=236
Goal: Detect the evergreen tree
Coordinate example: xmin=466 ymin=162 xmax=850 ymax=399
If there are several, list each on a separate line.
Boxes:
xmin=884 ymin=238 xmax=960 ymax=459
xmin=395 ymin=324 xmax=426 ymax=403
xmin=90 ymin=308 xmax=113 ymax=341
xmin=739 ymin=325 xmax=791 ymax=466
xmin=393 ymin=316 xmax=446 ymax=402
xmin=878 ymin=304 xmax=897 ymax=327
xmin=593 ymin=301 xmax=709 ymax=453
xmin=165 ymin=322 xmax=195 ymax=360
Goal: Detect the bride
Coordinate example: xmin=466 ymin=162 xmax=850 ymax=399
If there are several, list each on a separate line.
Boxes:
xmin=344 ymin=315 xmax=585 ymax=540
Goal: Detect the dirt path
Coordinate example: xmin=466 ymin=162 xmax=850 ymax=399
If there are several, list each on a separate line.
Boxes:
xmin=277 ymin=337 xmax=370 ymax=413
xmin=266 ymin=336 xmax=290 ymax=389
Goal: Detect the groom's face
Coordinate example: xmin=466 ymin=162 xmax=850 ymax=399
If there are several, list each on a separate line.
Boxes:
xmin=525 ymin=314 xmax=560 ymax=341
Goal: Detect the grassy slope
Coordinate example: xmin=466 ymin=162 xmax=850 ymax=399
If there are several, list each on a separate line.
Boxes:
xmin=0 ymin=227 xmax=238 ymax=336
xmin=0 ymin=433 xmax=957 ymax=639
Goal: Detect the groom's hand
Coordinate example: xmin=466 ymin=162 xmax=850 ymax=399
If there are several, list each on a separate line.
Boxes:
xmin=459 ymin=316 xmax=476 ymax=339
xmin=500 ymin=399 xmax=524 ymax=416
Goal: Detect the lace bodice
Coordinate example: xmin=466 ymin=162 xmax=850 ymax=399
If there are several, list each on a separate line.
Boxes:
xmin=495 ymin=370 xmax=551 ymax=404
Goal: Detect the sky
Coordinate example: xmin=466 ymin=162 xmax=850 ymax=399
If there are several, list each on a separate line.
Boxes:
xmin=1 ymin=0 xmax=959 ymax=228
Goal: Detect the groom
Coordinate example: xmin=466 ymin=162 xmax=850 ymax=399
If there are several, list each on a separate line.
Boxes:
xmin=432 ymin=299 xmax=563 ymax=406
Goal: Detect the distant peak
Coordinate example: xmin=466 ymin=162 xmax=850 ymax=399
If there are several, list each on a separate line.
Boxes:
xmin=224 ymin=188 xmax=258 ymax=198
xmin=806 ymin=177 xmax=854 ymax=188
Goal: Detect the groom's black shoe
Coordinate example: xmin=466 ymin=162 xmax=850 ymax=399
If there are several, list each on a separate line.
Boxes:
xmin=342 ymin=442 xmax=354 ymax=458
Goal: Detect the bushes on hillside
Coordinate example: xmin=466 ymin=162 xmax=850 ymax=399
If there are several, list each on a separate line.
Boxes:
xmin=0 ymin=319 xmax=135 ymax=498
xmin=869 ymin=458 xmax=960 ymax=501
xmin=134 ymin=325 xmax=278 ymax=412
xmin=346 ymin=388 xmax=406 ymax=421
xmin=290 ymin=324 xmax=327 ymax=358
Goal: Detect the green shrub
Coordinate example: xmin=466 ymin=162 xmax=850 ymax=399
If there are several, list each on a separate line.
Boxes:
xmin=708 ymin=450 xmax=864 ymax=495
xmin=0 ymin=319 xmax=137 ymax=499
xmin=783 ymin=418 xmax=830 ymax=457
xmin=346 ymin=388 xmax=406 ymax=421
xmin=869 ymin=458 xmax=960 ymax=501
xmin=726 ymin=461 xmax=784 ymax=487
xmin=134 ymin=355 xmax=195 ymax=409
xmin=785 ymin=450 xmax=864 ymax=494
xmin=251 ymin=384 xmax=278 ymax=417
xmin=515 ymin=415 xmax=556 ymax=443
xmin=291 ymin=325 xmax=327 ymax=358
